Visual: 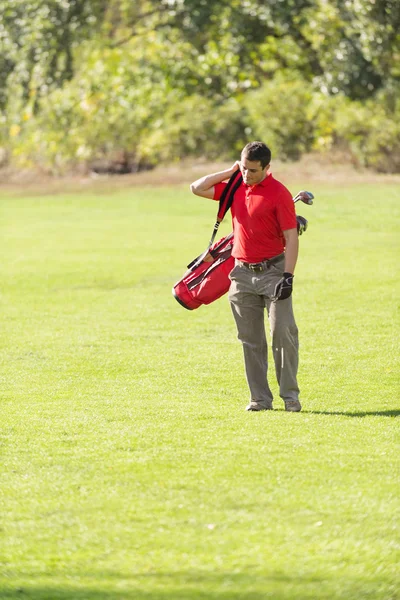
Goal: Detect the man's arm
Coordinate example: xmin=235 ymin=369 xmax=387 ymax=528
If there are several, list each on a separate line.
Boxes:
xmin=272 ymin=228 xmax=299 ymax=301
xmin=283 ymin=228 xmax=299 ymax=274
xmin=190 ymin=162 xmax=240 ymax=199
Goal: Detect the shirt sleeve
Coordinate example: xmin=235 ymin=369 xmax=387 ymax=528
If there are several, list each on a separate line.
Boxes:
xmin=276 ymin=187 xmax=297 ymax=231
xmin=213 ymin=182 xmax=227 ymax=201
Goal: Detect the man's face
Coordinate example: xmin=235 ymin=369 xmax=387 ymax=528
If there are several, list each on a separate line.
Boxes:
xmin=240 ymin=154 xmax=269 ymax=186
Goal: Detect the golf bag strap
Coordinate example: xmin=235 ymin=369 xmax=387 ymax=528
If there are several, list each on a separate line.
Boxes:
xmin=217 ymin=169 xmax=243 ymax=220
xmin=208 ymin=169 xmax=243 ymax=247
xmin=186 ymin=169 xmax=242 ymax=271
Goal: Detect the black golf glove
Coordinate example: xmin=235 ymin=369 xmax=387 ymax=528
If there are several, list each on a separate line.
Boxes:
xmin=273 ymin=272 xmax=294 ymax=301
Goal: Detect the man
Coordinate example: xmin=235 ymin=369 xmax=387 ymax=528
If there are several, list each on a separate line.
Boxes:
xmin=190 ymin=141 xmax=301 ymax=412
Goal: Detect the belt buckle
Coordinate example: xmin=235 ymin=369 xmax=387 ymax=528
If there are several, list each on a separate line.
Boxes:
xmin=249 ymin=263 xmax=263 ymax=272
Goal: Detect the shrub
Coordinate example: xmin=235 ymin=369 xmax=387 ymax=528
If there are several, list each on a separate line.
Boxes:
xmin=333 ymin=88 xmax=400 ymax=173
xmin=242 ymin=75 xmax=316 ymax=161
xmin=139 ymin=95 xmax=246 ymax=165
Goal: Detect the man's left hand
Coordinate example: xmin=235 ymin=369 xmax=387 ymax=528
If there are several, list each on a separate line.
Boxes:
xmin=273 ymin=272 xmax=294 ymax=301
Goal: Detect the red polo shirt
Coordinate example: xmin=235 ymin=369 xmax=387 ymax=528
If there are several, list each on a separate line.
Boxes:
xmin=213 ymin=174 xmax=296 ymax=262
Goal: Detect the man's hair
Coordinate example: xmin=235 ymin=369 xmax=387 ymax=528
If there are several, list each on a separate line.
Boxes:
xmin=241 ymin=141 xmax=271 ymax=168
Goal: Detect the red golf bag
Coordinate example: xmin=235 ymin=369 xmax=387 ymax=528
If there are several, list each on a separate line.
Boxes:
xmin=173 ymin=233 xmax=234 ymax=310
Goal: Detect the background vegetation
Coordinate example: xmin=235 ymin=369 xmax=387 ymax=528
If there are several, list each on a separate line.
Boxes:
xmin=1 ymin=0 xmax=399 ymax=174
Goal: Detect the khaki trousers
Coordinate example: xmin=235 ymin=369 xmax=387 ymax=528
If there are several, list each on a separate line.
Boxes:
xmin=228 ymin=257 xmax=300 ymax=405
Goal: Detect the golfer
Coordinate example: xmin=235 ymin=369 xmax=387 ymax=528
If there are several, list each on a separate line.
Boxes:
xmin=190 ymin=141 xmax=301 ymax=412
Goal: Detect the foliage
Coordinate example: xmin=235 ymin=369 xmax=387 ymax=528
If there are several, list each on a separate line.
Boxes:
xmin=140 ymin=96 xmax=246 ymax=164
xmin=0 ymin=0 xmax=106 ymax=109
xmin=301 ymin=0 xmax=400 ymax=99
xmin=5 ymin=35 xmax=247 ymax=172
xmin=243 ymin=75 xmax=316 ymax=161
xmin=1 ymin=0 xmax=400 ymax=172
xmin=333 ymin=85 xmax=400 ymax=173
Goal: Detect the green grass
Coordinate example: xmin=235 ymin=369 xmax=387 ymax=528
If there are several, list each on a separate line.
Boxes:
xmin=1 ymin=180 xmax=399 ymax=600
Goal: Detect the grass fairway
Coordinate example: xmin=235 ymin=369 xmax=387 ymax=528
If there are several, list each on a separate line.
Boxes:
xmin=1 ymin=178 xmax=399 ymax=600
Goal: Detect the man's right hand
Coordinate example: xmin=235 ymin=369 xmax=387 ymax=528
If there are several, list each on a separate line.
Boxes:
xmin=190 ymin=162 xmax=241 ymax=199
xmin=230 ymin=161 xmax=241 ymax=174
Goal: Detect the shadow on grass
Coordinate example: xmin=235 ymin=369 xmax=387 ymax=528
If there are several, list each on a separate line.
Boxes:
xmin=1 ymin=570 xmax=393 ymax=600
xmin=0 ymin=579 xmax=303 ymax=600
xmin=0 ymin=588 xmax=269 ymax=600
xmin=302 ymin=409 xmax=400 ymax=418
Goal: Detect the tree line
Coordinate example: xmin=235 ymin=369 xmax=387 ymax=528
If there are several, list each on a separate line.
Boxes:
xmin=1 ymin=0 xmax=399 ymax=173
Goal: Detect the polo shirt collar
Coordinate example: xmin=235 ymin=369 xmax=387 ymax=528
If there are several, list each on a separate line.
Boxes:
xmin=258 ymin=173 xmax=272 ymax=186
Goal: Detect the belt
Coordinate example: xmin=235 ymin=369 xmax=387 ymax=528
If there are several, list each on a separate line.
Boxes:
xmin=237 ymin=253 xmax=284 ymax=272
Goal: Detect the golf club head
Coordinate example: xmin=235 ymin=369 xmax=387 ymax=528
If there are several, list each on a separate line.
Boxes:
xmin=293 ymin=190 xmax=314 ymax=205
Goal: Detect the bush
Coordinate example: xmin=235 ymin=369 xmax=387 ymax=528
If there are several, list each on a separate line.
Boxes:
xmin=242 ymin=75 xmax=316 ymax=161
xmin=5 ymin=44 xmax=248 ymax=174
xmin=4 ymin=49 xmax=400 ymax=174
xmin=333 ymin=88 xmax=400 ymax=173
xmin=139 ymin=95 xmax=246 ymax=164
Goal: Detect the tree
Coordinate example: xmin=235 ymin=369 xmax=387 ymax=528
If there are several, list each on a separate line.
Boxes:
xmin=0 ymin=0 xmax=107 ymax=110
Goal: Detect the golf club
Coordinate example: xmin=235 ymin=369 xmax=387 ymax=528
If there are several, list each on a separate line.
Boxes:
xmin=293 ymin=190 xmax=314 ymax=205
